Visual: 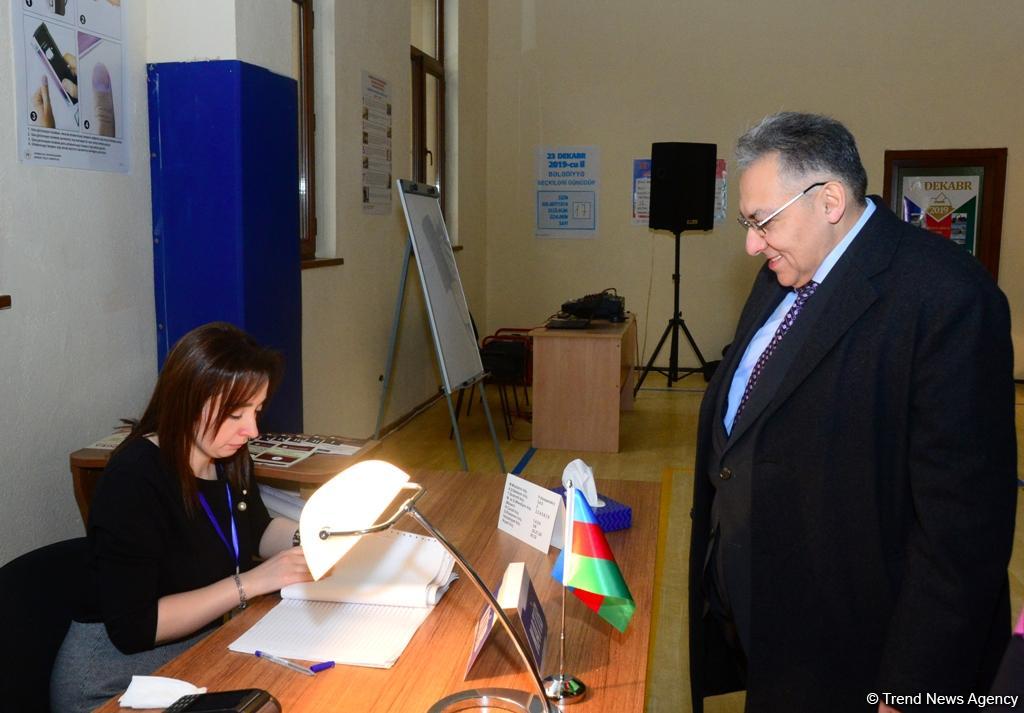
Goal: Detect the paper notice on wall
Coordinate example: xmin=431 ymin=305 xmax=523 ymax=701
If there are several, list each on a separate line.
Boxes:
xmin=901 ymin=174 xmax=981 ymax=253
xmin=632 ymin=158 xmax=651 ymax=226
xmin=362 ymin=70 xmax=392 ymax=215
xmin=536 ymin=145 xmax=600 ymax=238
xmin=13 ymin=0 xmax=130 ymax=172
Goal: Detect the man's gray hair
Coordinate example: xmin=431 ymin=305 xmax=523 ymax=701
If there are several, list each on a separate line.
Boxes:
xmin=736 ymin=112 xmax=868 ymax=203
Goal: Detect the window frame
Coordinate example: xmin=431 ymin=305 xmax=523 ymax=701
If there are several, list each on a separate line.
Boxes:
xmin=294 ymin=0 xmax=317 ymax=261
xmin=410 ymin=0 xmax=446 ymax=216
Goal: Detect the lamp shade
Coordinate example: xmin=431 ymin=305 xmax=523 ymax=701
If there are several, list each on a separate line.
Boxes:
xmin=300 ymin=460 xmax=411 ymax=580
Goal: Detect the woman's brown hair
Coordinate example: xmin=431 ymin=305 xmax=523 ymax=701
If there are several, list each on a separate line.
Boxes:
xmin=114 ymin=322 xmax=282 ymax=511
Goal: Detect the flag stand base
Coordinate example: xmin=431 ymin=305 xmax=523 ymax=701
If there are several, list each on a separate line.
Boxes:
xmin=543 ymin=674 xmax=587 ymax=705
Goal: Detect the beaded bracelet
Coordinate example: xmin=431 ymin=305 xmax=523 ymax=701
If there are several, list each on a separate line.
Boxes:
xmin=232 ymin=573 xmax=248 ymax=610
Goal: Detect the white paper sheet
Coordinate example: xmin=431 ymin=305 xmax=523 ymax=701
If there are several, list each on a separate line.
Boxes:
xmin=228 ymin=599 xmax=430 ymax=669
xmin=231 ymin=528 xmax=457 ymax=668
xmin=283 ymin=530 xmax=456 ymax=607
xmin=258 ymin=484 xmax=306 ymax=522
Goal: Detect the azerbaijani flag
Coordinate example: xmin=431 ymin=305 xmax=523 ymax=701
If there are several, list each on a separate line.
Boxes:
xmin=551 ymin=486 xmax=635 ymax=632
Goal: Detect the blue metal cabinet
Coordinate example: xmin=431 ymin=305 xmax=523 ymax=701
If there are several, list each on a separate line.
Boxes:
xmin=148 ymin=60 xmax=302 ymax=432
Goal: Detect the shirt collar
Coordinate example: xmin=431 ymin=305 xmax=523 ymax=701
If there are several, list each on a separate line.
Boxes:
xmin=812 ymin=198 xmax=876 ymax=284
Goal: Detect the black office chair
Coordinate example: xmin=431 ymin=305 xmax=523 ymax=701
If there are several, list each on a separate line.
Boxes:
xmin=451 ymin=316 xmax=532 ymax=440
xmin=0 ymin=537 xmax=89 ymax=712
xmin=479 ymin=329 xmax=532 ymax=438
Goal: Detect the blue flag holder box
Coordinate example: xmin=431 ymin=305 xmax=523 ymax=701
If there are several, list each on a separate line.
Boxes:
xmin=551 ymin=486 xmax=632 ymax=532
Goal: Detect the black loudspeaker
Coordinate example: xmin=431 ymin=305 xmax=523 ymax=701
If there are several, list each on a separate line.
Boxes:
xmin=648 ymin=142 xmax=717 ymax=233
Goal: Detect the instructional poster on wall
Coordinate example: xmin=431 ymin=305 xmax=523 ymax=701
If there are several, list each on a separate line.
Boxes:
xmin=361 ymin=70 xmax=392 ymax=215
xmin=631 ymin=158 xmax=651 ymax=225
xmin=535 ymin=145 xmax=599 ymax=238
xmin=715 ymin=158 xmax=728 ymax=222
xmin=12 ymin=0 xmax=129 ymax=173
xmin=901 ymin=174 xmax=981 ymax=252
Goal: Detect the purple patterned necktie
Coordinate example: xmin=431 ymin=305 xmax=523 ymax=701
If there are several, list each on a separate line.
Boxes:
xmin=734 ymin=280 xmax=819 ymax=422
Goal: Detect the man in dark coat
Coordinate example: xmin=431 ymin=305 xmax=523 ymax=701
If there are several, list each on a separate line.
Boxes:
xmin=688 ymin=112 xmax=1016 ymax=713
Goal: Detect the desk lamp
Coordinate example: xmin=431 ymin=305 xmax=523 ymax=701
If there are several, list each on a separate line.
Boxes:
xmin=300 ymin=460 xmax=557 ymax=713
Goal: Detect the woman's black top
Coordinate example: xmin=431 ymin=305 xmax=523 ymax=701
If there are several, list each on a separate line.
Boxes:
xmin=82 ymin=438 xmax=272 ymax=654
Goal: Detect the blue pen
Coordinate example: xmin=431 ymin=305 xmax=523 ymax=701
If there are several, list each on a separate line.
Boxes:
xmin=254 ymin=650 xmax=314 ymax=676
xmin=310 ymin=661 xmax=335 ymax=673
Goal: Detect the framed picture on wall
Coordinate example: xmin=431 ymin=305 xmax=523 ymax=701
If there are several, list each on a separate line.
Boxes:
xmin=882 ymin=148 xmax=1007 ymax=279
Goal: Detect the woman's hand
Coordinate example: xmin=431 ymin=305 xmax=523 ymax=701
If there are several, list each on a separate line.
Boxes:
xmin=240 ymin=546 xmax=312 ymax=597
xmin=155 ymin=549 xmax=311 ymax=644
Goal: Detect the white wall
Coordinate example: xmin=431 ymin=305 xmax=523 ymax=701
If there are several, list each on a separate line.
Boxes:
xmin=235 ymin=0 xmax=298 ymax=81
xmin=148 ymin=0 xmax=296 ymax=80
xmin=0 ymin=1 xmax=155 ymax=564
xmin=0 ymin=0 xmax=302 ymax=565
xmin=484 ymin=1 xmax=1024 ymax=376
xmin=146 ymin=0 xmax=237 ymax=66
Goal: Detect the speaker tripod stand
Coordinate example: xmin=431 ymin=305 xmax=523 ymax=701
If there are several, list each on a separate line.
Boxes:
xmin=634 ymin=229 xmax=711 ymax=395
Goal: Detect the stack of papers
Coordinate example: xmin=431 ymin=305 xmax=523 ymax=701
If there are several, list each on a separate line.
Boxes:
xmin=258 ymin=484 xmax=306 ymax=522
xmin=229 ymin=530 xmax=457 ymax=668
xmin=86 ymin=425 xmax=131 ymax=450
xmin=253 ymin=432 xmax=362 ymax=456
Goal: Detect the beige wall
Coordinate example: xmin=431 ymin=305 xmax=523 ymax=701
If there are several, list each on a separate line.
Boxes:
xmin=4 ymin=0 xmax=1019 ymax=563
xmin=448 ymin=2 xmax=490 ymax=329
xmin=301 ymin=0 xmax=490 ymax=438
xmin=483 ymin=1 xmax=1024 ymax=376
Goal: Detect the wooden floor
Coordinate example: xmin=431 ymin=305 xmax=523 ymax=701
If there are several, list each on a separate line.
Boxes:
xmin=370 ymin=377 xmax=1024 ymax=713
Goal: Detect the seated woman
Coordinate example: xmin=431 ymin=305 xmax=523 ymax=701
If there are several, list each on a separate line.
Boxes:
xmin=51 ymin=323 xmax=312 ymax=713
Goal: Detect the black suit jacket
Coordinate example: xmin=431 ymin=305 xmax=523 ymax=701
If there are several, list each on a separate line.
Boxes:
xmin=688 ymin=198 xmax=1017 ymax=712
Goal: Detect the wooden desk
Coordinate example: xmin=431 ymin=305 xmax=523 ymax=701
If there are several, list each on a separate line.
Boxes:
xmin=96 ymin=472 xmax=661 ymax=713
xmin=530 ymin=315 xmax=637 ymax=452
xmin=69 ymin=437 xmax=379 ymax=527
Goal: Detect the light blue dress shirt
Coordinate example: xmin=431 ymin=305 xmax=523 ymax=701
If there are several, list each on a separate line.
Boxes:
xmin=722 ymin=200 xmax=876 ymax=434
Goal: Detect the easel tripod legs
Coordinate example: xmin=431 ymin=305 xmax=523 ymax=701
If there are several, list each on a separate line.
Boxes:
xmin=443 ymin=381 xmax=507 ymax=473
xmin=375 ymin=242 xmax=507 ymax=473
xmin=444 ymin=391 xmax=469 ymax=471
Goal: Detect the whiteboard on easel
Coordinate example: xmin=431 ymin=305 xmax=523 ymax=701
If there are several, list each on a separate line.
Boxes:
xmin=397 ymin=180 xmax=483 ymax=394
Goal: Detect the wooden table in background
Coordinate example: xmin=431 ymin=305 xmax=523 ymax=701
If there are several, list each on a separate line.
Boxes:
xmin=95 ymin=471 xmax=661 ymax=713
xmin=530 ymin=315 xmax=637 ymax=452
xmin=69 ymin=437 xmax=379 ymax=527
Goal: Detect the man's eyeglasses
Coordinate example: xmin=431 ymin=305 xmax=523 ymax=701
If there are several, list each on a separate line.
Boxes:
xmin=737 ymin=181 xmax=826 ymax=236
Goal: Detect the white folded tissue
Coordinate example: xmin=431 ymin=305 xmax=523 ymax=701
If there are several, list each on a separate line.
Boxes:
xmin=117 ymin=675 xmax=206 ymax=709
xmin=562 ymin=459 xmax=604 ymax=507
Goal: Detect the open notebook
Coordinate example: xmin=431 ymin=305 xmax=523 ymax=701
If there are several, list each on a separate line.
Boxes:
xmin=229 ymin=530 xmax=457 ymax=668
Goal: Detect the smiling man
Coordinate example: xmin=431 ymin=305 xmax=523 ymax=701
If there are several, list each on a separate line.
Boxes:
xmin=687 ymin=112 xmax=1017 ymax=712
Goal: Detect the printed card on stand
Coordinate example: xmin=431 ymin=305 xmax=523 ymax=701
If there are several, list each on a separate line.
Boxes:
xmin=465 ymin=561 xmax=547 ymax=677
xmin=497 ymin=473 xmax=564 ymax=553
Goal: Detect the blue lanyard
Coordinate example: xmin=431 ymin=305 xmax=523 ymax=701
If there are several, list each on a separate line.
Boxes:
xmin=197 ymin=482 xmax=240 ymax=574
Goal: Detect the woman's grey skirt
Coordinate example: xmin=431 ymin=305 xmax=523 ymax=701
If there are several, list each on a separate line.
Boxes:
xmin=50 ymin=621 xmax=211 ymax=713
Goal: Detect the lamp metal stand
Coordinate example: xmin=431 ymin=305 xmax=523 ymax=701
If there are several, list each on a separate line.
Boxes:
xmin=319 ymin=485 xmax=557 ymax=713
xmin=633 ymin=229 xmax=709 ymax=395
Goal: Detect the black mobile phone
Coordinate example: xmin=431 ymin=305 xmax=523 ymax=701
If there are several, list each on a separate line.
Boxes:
xmin=32 ymin=22 xmax=77 ymax=105
xmin=165 ymin=688 xmax=279 ymax=713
